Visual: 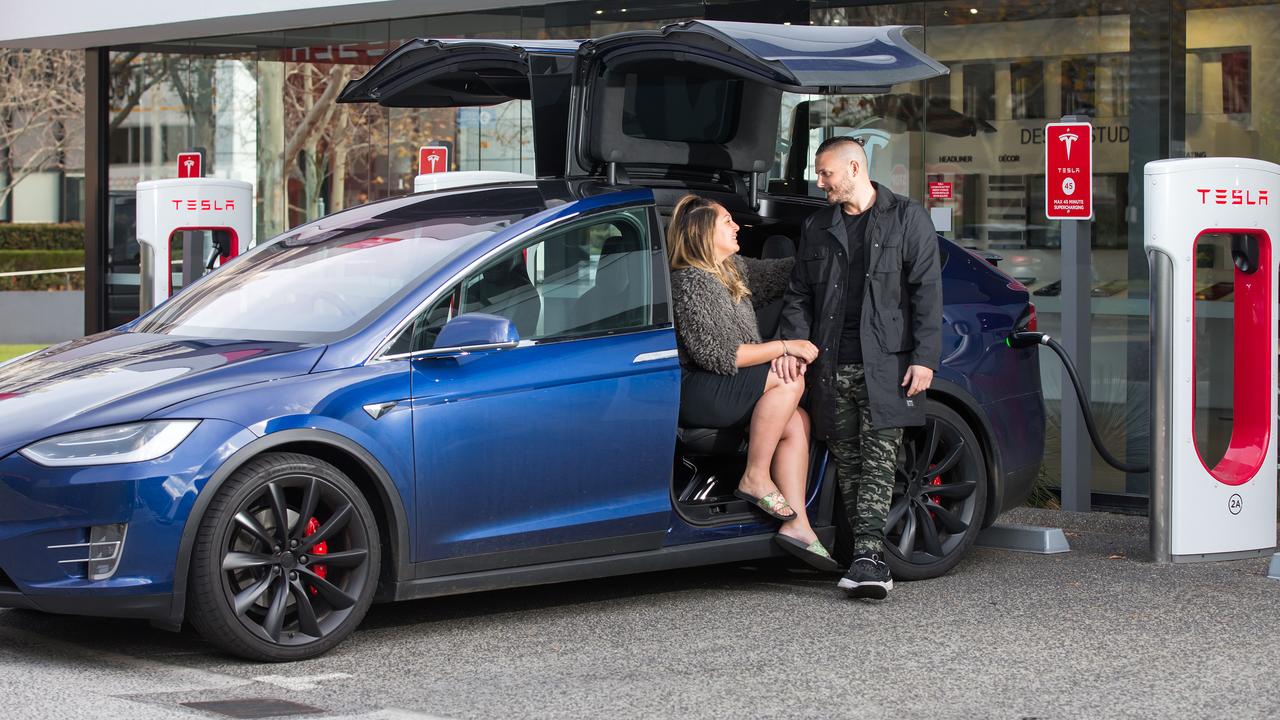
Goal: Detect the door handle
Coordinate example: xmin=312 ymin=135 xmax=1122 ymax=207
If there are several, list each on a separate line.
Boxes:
xmin=632 ymin=349 xmax=678 ymax=364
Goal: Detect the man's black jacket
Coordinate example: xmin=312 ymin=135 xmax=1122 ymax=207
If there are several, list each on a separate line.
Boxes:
xmin=779 ymin=182 xmax=942 ymax=437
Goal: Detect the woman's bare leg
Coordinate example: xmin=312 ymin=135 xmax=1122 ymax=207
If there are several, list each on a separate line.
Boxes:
xmin=737 ymin=373 xmax=804 ymax=510
xmin=774 ymin=408 xmax=818 ymax=544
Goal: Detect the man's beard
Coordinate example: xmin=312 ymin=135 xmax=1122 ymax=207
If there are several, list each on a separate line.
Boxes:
xmin=825 ymin=181 xmax=854 ymax=205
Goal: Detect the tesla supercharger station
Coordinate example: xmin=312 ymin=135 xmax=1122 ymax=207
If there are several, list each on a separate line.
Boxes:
xmin=1145 ymin=157 xmax=1278 ymax=563
xmin=411 ymin=146 xmax=532 ymax=193
xmin=135 ymin=178 xmax=252 ymax=312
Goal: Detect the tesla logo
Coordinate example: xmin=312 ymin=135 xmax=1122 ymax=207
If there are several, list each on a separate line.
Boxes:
xmin=1196 ymin=188 xmax=1269 ymax=205
xmin=1058 ymin=132 xmax=1078 ymax=160
xmin=176 ymin=151 xmax=202 ymax=178
xmin=419 ymin=146 xmax=449 ymax=175
xmin=1229 ymin=494 xmax=1243 ymax=515
xmin=170 ymin=199 xmax=237 ymax=211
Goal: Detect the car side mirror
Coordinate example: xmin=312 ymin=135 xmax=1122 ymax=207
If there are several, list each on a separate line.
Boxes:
xmin=429 ymin=313 xmax=520 ymax=354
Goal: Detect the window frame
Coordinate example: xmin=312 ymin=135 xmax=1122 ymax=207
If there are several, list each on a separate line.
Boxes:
xmin=372 ymin=201 xmax=666 ymax=363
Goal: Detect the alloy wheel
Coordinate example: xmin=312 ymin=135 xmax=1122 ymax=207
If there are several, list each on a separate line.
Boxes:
xmin=219 ymin=473 xmax=373 ymax=647
xmin=883 ymin=403 xmax=987 ymax=579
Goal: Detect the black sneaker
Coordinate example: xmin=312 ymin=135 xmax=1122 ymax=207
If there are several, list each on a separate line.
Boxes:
xmin=837 ymin=551 xmax=893 ymax=599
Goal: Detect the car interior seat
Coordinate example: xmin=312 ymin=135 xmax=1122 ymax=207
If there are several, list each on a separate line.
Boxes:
xmin=464 ymin=253 xmax=542 ymax=339
xmin=574 ymin=223 xmax=648 ymax=333
xmin=753 ymin=233 xmax=796 ymax=339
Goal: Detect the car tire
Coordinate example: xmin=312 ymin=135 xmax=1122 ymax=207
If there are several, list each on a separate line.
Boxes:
xmin=833 ymin=399 xmax=988 ymax=581
xmin=187 ymin=452 xmax=380 ymax=662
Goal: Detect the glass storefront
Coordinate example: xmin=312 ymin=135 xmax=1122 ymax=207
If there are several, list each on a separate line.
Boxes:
xmin=96 ymin=0 xmax=1280 ymax=500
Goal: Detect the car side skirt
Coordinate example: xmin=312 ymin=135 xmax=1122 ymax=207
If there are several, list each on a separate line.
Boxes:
xmin=390 ymin=528 xmax=836 ymax=602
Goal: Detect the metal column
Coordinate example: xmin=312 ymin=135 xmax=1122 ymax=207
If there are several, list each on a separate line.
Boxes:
xmin=1148 ymin=249 xmax=1174 ymax=562
xmin=82 ymin=48 xmax=109 ymax=335
xmin=1060 ymin=213 xmax=1092 ymax=511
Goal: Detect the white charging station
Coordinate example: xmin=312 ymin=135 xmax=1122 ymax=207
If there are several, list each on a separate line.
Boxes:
xmin=413 ymin=170 xmax=533 ymax=194
xmin=1145 ymin=157 xmax=1278 ymax=562
xmin=135 ymin=178 xmax=253 ymax=313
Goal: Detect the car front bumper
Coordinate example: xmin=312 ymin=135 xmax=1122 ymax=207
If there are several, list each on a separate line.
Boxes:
xmin=0 ymin=418 xmax=256 ymax=620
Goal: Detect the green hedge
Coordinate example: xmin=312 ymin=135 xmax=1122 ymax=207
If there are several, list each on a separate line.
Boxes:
xmin=0 ymin=249 xmax=85 ymax=291
xmin=0 ymin=223 xmax=84 ymax=251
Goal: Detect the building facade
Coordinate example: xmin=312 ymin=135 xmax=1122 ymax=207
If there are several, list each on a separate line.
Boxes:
xmin=4 ymin=0 xmax=1272 ymax=501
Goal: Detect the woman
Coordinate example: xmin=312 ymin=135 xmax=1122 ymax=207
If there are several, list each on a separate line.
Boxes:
xmin=667 ymin=194 xmax=836 ymax=571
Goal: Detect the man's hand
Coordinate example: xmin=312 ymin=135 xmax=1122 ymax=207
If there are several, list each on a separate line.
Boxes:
xmin=772 ymin=355 xmax=807 ymax=383
xmin=901 ymin=365 xmax=934 ymax=397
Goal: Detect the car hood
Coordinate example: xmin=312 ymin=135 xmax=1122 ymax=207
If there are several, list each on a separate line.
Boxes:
xmin=0 ymin=332 xmax=324 ymax=458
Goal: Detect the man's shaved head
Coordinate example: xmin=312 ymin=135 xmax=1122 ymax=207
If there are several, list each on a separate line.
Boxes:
xmin=815 ymin=135 xmax=867 ymax=168
xmin=813 ymin=135 xmax=873 ymax=209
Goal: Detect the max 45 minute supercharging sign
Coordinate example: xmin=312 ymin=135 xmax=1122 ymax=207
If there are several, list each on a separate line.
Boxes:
xmin=1045 ymin=121 xmax=1093 ymax=220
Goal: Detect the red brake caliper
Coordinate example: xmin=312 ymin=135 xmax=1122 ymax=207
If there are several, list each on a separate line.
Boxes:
xmin=927 ymin=465 xmax=943 ymax=518
xmin=303 ymin=517 xmax=329 ymax=595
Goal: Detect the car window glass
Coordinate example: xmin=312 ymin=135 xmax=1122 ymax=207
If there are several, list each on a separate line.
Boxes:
xmin=129 ymin=189 xmax=548 ymax=343
xmin=387 ymin=286 xmax=457 ymax=356
xmin=622 ymin=72 xmax=743 ymax=144
xmin=445 ymin=209 xmax=655 ymax=345
xmin=770 ymin=92 xmax=914 ymax=200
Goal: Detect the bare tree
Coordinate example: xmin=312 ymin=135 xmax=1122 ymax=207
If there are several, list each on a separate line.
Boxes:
xmin=108 ymin=51 xmax=167 ymax=132
xmin=0 ymin=49 xmax=84 ymax=212
xmin=282 ymin=63 xmax=350 ymax=222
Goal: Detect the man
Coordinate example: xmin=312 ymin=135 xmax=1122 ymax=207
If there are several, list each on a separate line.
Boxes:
xmin=778 ymin=136 xmax=942 ymax=599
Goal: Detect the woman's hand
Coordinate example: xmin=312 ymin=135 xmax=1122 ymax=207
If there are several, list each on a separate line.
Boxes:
xmin=771 ymin=355 xmax=807 ymax=383
xmin=736 ymin=339 xmax=818 ymax=369
xmin=781 ymin=339 xmax=819 ymax=364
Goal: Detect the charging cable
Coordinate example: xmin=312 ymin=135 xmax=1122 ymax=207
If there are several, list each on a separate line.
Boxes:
xmin=1006 ymin=331 xmax=1150 ymax=474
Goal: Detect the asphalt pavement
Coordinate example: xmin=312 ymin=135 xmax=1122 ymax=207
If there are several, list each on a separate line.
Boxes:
xmin=1 ymin=507 xmax=1278 ymax=719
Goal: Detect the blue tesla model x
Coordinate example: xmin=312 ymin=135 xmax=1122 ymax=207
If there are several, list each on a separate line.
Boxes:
xmin=0 ymin=21 xmax=1043 ymax=660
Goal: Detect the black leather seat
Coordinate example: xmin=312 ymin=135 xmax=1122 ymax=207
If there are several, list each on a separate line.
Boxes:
xmin=753 ymin=233 xmax=796 ymax=340
xmin=465 ymin=253 xmax=541 ymax=338
xmin=574 ymin=224 xmax=648 ymax=333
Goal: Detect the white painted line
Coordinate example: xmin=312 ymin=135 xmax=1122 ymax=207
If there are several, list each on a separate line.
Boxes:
xmin=253 ymin=671 xmax=353 ymax=691
xmin=0 ymin=624 xmax=251 ymax=695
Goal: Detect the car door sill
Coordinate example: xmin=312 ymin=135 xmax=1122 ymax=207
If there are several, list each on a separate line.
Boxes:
xmin=389 ymin=529 xmax=835 ymax=602
xmin=413 ymin=530 xmax=665 ymax=579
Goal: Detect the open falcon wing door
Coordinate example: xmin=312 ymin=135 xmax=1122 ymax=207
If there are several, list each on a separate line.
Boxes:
xmin=338 ymin=38 xmax=581 ymax=179
xmin=573 ymin=20 xmax=948 ymax=179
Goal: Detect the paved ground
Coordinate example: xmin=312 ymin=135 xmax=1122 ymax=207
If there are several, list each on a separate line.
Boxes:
xmin=1 ymin=507 xmax=1278 ymax=720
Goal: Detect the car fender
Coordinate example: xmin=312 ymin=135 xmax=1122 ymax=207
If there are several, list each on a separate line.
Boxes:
xmin=160 ymin=427 xmax=411 ymax=631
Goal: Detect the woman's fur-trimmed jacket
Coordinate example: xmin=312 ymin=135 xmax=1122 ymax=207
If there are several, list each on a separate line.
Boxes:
xmin=670 ymin=255 xmax=794 ymax=375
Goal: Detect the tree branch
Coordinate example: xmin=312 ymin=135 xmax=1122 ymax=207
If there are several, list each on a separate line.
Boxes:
xmin=281 ymin=65 xmax=350 ymax=175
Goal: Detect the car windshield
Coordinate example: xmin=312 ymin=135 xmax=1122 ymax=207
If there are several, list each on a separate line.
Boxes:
xmin=132 ymin=189 xmax=541 ymax=343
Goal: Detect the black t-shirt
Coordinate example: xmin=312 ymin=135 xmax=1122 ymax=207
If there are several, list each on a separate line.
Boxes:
xmin=838 ymin=209 xmax=870 ymax=364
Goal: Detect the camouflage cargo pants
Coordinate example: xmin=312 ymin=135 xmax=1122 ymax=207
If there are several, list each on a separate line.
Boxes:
xmin=828 ymin=364 xmax=903 ymax=555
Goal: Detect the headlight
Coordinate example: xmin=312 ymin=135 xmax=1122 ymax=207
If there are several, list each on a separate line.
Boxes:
xmin=19 ymin=420 xmax=201 ymax=467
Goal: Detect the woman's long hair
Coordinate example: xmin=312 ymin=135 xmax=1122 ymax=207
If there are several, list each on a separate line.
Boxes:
xmin=666 ymin=194 xmax=750 ymax=302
